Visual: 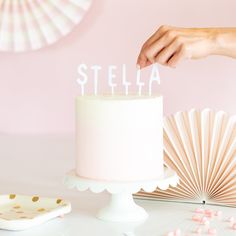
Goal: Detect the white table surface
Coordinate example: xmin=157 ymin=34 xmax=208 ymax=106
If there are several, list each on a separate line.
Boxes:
xmin=0 ymin=135 xmax=235 ymax=236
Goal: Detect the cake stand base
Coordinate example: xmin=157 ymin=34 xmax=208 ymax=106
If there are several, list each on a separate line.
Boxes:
xmin=64 ymin=167 xmax=179 ymax=222
xmin=97 ymin=192 xmax=148 ymax=222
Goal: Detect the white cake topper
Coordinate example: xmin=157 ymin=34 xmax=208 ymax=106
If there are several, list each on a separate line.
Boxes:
xmin=122 ymin=64 xmax=131 ymax=95
xmin=76 ymin=64 xmax=88 ymax=96
xmin=76 ymin=63 xmax=161 ymax=95
xmin=149 ymin=63 xmax=161 ymax=96
xmin=91 ymin=65 xmax=102 ymax=95
xmin=108 ymin=65 xmax=118 ymax=95
xmin=136 ymin=66 xmax=144 ymax=96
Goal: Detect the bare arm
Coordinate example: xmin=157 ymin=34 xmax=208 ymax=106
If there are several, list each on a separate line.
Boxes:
xmin=137 ymin=25 xmax=236 ymax=68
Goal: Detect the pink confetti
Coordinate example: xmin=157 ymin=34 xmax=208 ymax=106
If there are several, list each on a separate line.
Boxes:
xmin=195 ymin=227 xmax=202 ymax=234
xmin=192 ymin=215 xmax=202 ymax=222
xmin=232 ymin=223 xmax=236 ymax=230
xmin=205 ymin=209 xmax=213 ymax=214
xmin=201 ymin=216 xmax=210 ymax=225
xmin=215 ymin=211 xmax=222 ymax=216
xmin=206 ymin=212 xmax=215 ymax=218
xmin=174 ymin=228 xmax=181 ymax=236
xmin=195 ymin=208 xmax=204 ymax=214
xmin=207 ymin=228 xmax=217 ymax=235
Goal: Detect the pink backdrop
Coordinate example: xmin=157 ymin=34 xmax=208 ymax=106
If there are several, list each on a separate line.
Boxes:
xmin=0 ymin=0 xmax=236 ymax=134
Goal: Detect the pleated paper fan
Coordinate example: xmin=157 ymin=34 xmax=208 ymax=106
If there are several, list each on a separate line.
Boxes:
xmin=136 ymin=109 xmax=236 ymax=207
xmin=0 ymin=0 xmax=92 ymax=52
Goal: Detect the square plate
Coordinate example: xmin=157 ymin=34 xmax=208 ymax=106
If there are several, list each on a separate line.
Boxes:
xmin=0 ymin=194 xmax=71 ymax=231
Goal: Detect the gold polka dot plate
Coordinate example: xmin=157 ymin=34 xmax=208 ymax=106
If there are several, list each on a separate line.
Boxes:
xmin=0 ymin=194 xmax=71 ymax=231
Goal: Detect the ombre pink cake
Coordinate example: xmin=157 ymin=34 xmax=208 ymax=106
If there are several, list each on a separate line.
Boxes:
xmin=75 ymin=95 xmax=164 ymax=182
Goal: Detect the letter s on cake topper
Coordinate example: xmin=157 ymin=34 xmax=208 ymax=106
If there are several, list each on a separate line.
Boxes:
xmin=76 ymin=64 xmax=88 ymax=96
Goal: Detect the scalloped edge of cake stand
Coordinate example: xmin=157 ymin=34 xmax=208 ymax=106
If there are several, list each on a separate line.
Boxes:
xmin=64 ymin=167 xmax=179 ymax=194
xmin=64 ymin=167 xmax=179 ymax=222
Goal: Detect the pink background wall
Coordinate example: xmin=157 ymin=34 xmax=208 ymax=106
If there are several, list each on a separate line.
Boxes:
xmin=0 ymin=0 xmax=236 ymax=134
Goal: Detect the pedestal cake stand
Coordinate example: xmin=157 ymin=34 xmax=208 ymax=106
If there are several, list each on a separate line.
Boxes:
xmin=64 ymin=167 xmax=179 ymax=222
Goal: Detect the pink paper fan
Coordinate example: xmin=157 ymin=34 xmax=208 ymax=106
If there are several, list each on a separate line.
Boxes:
xmin=0 ymin=0 xmax=92 ymax=52
xmin=136 ymin=109 xmax=236 ymax=207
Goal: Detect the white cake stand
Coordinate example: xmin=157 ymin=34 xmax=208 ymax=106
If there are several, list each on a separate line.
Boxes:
xmin=64 ymin=167 xmax=179 ymax=222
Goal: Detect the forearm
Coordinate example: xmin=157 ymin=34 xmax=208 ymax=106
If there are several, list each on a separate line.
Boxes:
xmin=212 ymin=28 xmax=236 ymax=58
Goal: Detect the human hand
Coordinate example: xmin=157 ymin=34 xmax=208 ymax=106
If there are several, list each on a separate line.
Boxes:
xmin=137 ymin=25 xmax=236 ymax=68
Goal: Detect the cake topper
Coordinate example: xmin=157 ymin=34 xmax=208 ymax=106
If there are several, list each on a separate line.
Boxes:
xmin=122 ymin=64 xmax=131 ymax=95
xmin=136 ymin=66 xmax=144 ymax=96
xmin=149 ymin=63 xmax=161 ymax=95
xmin=108 ymin=65 xmax=118 ymax=95
xmin=76 ymin=63 xmax=161 ymax=96
xmin=77 ymin=64 xmax=88 ymax=96
xmin=91 ymin=65 xmax=101 ymax=95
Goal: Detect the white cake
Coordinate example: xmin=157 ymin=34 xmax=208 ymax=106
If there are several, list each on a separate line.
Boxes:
xmin=75 ymin=95 xmax=164 ymax=182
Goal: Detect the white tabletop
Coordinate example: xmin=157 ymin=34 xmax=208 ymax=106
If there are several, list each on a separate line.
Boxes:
xmin=0 ymin=135 xmax=235 ymax=236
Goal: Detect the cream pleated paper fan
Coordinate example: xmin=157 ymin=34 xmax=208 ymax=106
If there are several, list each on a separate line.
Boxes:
xmin=0 ymin=0 xmax=92 ymax=52
xmin=137 ymin=109 xmax=236 ymax=207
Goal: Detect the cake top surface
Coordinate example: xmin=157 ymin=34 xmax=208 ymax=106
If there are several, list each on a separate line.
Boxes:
xmin=76 ymin=94 xmax=162 ymax=101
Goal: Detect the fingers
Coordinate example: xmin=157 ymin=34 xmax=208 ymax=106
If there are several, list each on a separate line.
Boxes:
xmin=154 ymin=37 xmax=181 ymax=66
xmin=145 ymin=32 xmax=176 ymax=63
xmin=137 ymin=27 xmax=190 ymax=68
xmin=167 ymin=44 xmax=188 ymax=67
xmin=137 ymin=52 xmax=148 ymax=69
xmin=137 ymin=25 xmax=171 ymax=68
xmin=143 ymin=25 xmax=171 ymax=48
